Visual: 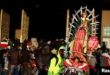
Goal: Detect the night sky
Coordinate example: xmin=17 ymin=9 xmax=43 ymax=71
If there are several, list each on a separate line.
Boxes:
xmin=0 ymin=0 xmax=110 ymax=40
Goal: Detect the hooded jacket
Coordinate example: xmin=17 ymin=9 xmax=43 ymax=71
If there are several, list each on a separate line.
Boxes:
xmin=48 ymin=46 xmax=64 ymax=75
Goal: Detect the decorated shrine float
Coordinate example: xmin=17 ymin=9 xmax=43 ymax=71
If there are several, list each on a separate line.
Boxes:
xmin=63 ymin=6 xmax=99 ymax=75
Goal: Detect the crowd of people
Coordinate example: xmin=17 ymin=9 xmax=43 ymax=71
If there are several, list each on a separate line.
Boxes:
xmin=0 ymin=37 xmax=110 ymax=75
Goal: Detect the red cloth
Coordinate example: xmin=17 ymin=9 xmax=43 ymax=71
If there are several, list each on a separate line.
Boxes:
xmin=63 ymin=59 xmax=72 ymax=67
xmin=72 ymin=52 xmax=86 ymax=62
xmin=80 ymin=63 xmax=89 ymax=72
xmin=73 ymin=27 xmax=86 ymax=53
xmin=63 ymin=59 xmax=79 ymax=67
xmin=63 ymin=59 xmax=89 ymax=72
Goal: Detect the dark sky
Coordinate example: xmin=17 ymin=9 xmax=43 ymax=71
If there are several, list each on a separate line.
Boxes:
xmin=0 ymin=0 xmax=110 ymax=40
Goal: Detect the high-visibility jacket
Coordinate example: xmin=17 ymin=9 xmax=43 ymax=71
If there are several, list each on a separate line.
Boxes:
xmin=48 ymin=47 xmax=64 ymax=75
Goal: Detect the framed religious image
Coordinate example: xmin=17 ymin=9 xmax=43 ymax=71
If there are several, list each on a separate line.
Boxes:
xmin=103 ymin=27 xmax=110 ymax=36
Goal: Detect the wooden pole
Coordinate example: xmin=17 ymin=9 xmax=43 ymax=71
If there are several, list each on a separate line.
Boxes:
xmin=65 ymin=9 xmax=70 ymax=58
xmin=20 ymin=9 xmax=24 ymax=43
xmin=83 ymin=10 xmax=88 ymax=53
xmin=0 ymin=9 xmax=3 ymax=41
xmin=65 ymin=9 xmax=70 ymax=42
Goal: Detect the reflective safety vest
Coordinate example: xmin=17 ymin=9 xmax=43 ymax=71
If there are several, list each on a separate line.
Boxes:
xmin=48 ymin=48 xmax=64 ymax=75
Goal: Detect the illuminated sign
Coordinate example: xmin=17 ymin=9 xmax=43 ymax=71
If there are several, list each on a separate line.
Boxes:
xmin=103 ymin=27 xmax=110 ymax=36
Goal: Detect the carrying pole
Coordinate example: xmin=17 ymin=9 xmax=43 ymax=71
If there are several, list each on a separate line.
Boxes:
xmin=65 ymin=9 xmax=70 ymax=58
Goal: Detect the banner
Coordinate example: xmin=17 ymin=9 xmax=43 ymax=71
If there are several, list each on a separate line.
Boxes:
xmin=0 ymin=9 xmax=10 ymax=40
xmin=20 ymin=9 xmax=29 ymax=43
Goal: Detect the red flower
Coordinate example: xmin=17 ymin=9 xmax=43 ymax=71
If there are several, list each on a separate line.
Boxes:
xmin=88 ymin=35 xmax=99 ymax=52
